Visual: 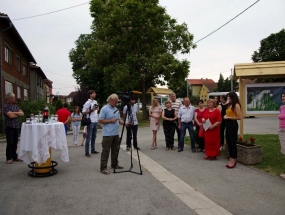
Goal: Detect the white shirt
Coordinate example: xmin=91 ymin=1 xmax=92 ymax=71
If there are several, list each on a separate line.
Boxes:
xmin=170 ymin=99 xmax=182 ymax=113
xmin=82 ymin=99 xmax=98 ymax=123
xmin=178 ymin=105 xmax=195 ymax=123
xmin=123 ymin=104 xmax=138 ymax=125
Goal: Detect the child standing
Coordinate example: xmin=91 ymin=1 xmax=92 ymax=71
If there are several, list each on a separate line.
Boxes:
xmin=81 ymin=126 xmax=87 ymax=146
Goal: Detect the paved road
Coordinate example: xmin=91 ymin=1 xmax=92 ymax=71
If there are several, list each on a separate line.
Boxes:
xmin=0 ymin=116 xmax=284 ymax=215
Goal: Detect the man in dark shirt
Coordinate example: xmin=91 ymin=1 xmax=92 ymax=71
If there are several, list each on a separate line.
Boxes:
xmin=3 ymin=92 xmax=24 ymax=164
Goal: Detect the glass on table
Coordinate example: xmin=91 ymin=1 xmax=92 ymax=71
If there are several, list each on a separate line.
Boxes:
xmin=26 ymin=118 xmax=31 ymax=124
xmin=38 ymin=114 xmax=43 ymax=123
xmin=30 ymin=113 xmax=35 ymax=122
xmin=50 ymin=114 xmax=55 ymax=123
xmin=35 ymin=115 xmax=39 ymax=123
xmin=54 ymin=114 xmax=58 ymax=122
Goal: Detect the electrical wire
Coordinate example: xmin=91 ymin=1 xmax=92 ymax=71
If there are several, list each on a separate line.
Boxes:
xmin=194 ymin=0 xmax=260 ymax=44
xmin=12 ymin=2 xmax=89 ymax=21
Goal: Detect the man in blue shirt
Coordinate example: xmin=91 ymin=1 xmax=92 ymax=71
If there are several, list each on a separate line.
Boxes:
xmin=98 ymin=94 xmax=125 ymax=175
xmin=123 ymin=95 xmax=140 ymax=151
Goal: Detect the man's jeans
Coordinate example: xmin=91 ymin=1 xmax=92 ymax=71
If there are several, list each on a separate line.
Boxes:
xmin=85 ymin=122 xmax=98 ymax=154
xmin=179 ymin=122 xmax=195 ymax=150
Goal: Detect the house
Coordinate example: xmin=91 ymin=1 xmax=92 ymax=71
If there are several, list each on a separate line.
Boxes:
xmin=187 ymin=79 xmax=217 ymax=103
xmin=0 ymin=12 xmax=52 ymax=110
xmin=66 ymin=91 xmax=77 ymax=105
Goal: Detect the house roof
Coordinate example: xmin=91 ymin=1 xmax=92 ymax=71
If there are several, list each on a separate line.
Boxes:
xmin=187 ymin=79 xmax=217 ymax=92
xmin=0 ymin=12 xmax=36 ymax=64
xmin=146 ymin=87 xmax=174 ymax=95
xmin=66 ymin=91 xmax=77 ymax=98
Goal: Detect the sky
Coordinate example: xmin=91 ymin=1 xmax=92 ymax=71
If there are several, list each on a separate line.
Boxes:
xmin=1 ymin=0 xmax=285 ymax=95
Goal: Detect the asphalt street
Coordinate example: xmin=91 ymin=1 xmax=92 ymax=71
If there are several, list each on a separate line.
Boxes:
xmin=0 ymin=116 xmax=284 ymax=215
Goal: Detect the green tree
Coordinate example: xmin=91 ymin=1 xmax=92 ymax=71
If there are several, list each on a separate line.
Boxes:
xmin=216 ymin=74 xmax=225 ymax=91
xmin=69 ymin=34 xmax=114 ymax=105
xmin=72 ymin=0 xmax=196 ymax=118
xmin=215 ymin=74 xmax=238 ymax=92
xmin=252 ymin=29 xmax=285 ymax=82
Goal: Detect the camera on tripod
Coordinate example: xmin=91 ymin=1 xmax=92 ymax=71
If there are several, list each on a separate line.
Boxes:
xmin=117 ymin=90 xmax=142 ymax=102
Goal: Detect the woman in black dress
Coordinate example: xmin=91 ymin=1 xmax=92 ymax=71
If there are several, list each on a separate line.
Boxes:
xmin=162 ymin=101 xmax=177 ymax=150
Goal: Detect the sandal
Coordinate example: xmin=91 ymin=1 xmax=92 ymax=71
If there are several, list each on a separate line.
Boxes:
xmin=13 ymin=158 xmax=23 ymax=162
xmin=101 ymin=170 xmax=110 ymax=175
xmin=165 ymin=148 xmax=169 ymax=151
xmin=6 ymin=160 xmax=13 ymax=164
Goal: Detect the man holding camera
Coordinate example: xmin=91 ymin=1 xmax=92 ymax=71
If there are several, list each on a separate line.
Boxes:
xmin=123 ymin=95 xmax=140 ymax=151
xmin=82 ymin=90 xmax=99 ymax=157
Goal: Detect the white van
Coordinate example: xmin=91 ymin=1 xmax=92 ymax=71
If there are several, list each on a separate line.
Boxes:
xmin=208 ymin=92 xmax=239 ymax=100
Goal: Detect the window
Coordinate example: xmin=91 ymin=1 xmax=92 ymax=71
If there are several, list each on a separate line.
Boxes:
xmin=24 ymin=89 xmax=28 ymax=101
xmin=5 ymin=46 xmax=12 ymax=64
xmin=23 ymin=63 xmax=27 ymax=76
xmin=17 ymin=86 xmax=21 ymax=99
xmin=5 ymin=81 xmax=13 ymax=94
xmin=17 ymin=55 xmax=21 ymax=72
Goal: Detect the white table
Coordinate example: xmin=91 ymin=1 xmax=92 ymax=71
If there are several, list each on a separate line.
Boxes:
xmin=19 ymin=122 xmax=69 ymax=165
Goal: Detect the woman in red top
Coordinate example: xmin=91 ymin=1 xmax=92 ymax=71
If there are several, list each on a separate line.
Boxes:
xmin=194 ymin=100 xmax=207 ymax=152
xmin=202 ymin=99 xmax=222 ymax=160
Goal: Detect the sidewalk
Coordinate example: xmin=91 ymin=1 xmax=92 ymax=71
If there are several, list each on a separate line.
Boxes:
xmin=0 ymin=118 xmax=284 ymax=215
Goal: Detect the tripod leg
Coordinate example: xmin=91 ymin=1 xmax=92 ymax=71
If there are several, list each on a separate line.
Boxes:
xmin=136 ymin=148 xmax=143 ymax=175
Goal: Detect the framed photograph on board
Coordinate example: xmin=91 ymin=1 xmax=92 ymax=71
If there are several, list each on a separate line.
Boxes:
xmin=245 ymin=83 xmax=285 ymax=115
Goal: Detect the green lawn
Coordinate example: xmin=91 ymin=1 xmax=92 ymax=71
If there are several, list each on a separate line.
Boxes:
xmin=185 ymin=134 xmax=285 ymax=176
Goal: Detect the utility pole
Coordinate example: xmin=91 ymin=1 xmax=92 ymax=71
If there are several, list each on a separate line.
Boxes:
xmin=186 ymin=79 xmax=188 ymax=97
xmin=231 ymin=68 xmax=233 ymax=91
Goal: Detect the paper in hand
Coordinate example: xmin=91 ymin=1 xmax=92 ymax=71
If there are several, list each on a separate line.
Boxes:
xmin=203 ymin=119 xmax=212 ymax=131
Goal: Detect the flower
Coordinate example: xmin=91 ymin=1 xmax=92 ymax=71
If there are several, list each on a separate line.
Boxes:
xmin=250 ymin=136 xmax=255 ymax=143
xmin=237 ymin=136 xmax=255 ymax=146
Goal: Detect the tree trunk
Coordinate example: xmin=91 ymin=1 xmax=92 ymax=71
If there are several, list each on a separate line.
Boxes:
xmin=141 ymin=79 xmax=148 ymax=119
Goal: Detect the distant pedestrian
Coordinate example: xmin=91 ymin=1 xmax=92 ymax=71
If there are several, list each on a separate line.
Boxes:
xmin=278 ymin=92 xmax=285 ymax=178
xmin=82 ymin=90 xmax=99 ymax=157
xmin=177 ymin=97 xmax=196 ymax=152
xmin=162 ymin=101 xmax=177 ymax=150
xmin=169 ymin=93 xmax=182 ymax=149
xmin=81 ymin=126 xmax=87 ymax=146
xmin=56 ymin=102 xmax=71 ymax=135
xmin=149 ymin=98 xmax=162 ymax=149
xmin=71 ymin=106 xmax=82 ymax=146
xmin=224 ymin=92 xmax=242 ymax=169
xmin=3 ymin=92 xmax=24 ymax=164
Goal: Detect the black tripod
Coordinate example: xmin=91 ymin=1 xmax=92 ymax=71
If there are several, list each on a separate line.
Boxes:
xmin=113 ymin=103 xmax=143 ymax=175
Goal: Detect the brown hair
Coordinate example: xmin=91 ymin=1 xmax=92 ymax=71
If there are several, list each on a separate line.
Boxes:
xmin=73 ymin=106 xmax=80 ymax=114
xmin=207 ymin=99 xmax=217 ymax=107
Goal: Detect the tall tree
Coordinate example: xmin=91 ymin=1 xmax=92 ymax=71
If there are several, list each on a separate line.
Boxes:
xmin=252 ymin=29 xmax=285 ymax=82
xmin=85 ymin=0 xmax=195 ymax=118
xmin=69 ymin=34 xmax=114 ymax=105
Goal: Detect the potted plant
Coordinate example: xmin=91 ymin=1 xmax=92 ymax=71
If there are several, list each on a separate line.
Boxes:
xmin=225 ymin=136 xmax=262 ymax=165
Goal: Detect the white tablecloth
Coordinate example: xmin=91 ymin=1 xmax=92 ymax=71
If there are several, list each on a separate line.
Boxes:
xmin=19 ymin=122 xmax=69 ymax=165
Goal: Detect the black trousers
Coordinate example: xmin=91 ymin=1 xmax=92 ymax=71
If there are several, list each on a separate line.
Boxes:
xmin=225 ymin=120 xmax=238 ymax=159
xmin=163 ymin=124 xmax=175 ymax=148
xmin=195 ymin=126 xmax=204 ymax=150
xmin=126 ymin=125 xmax=138 ymax=148
xmin=220 ymin=119 xmax=226 ymax=146
xmin=5 ymin=127 xmax=19 ymax=161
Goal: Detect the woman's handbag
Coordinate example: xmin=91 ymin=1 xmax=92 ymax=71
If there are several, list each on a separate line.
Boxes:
xmin=198 ymin=126 xmax=204 ymax=138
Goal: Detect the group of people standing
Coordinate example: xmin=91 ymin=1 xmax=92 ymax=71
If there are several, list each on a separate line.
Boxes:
xmin=149 ymin=92 xmax=242 ymax=169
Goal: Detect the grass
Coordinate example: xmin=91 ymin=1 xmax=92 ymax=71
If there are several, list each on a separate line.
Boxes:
xmin=185 ymin=134 xmax=285 ymax=176
xmin=137 ymin=111 xmax=151 ymax=127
